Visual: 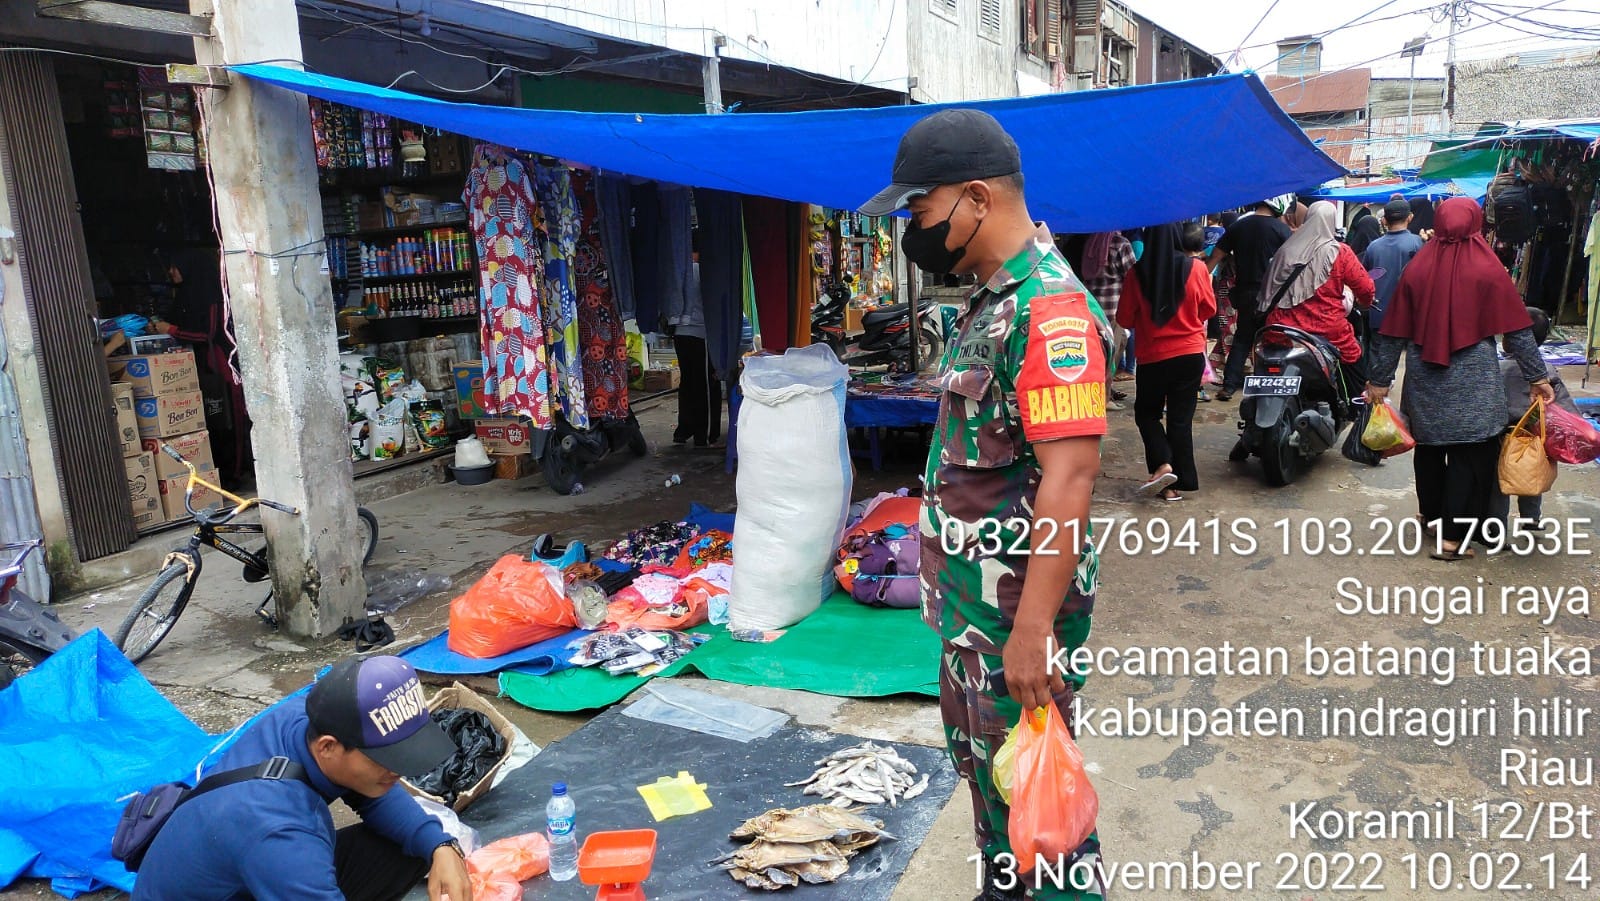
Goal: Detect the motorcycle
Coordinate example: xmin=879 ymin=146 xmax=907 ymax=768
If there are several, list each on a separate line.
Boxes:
xmin=811 ymin=281 xmax=942 ymax=371
xmin=0 ymin=542 xmax=75 ymax=689
xmin=540 ymin=412 xmax=649 ymax=496
xmin=1232 ymin=324 xmax=1358 ymax=486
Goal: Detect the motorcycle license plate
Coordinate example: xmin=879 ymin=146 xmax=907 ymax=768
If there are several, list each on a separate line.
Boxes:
xmin=1243 ymin=375 xmax=1301 ymax=397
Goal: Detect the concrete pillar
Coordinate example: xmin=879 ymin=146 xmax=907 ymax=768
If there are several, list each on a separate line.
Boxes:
xmin=189 ymin=0 xmax=365 ymax=637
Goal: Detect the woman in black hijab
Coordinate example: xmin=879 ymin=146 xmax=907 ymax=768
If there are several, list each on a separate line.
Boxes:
xmin=1115 ymin=223 xmax=1218 ymax=500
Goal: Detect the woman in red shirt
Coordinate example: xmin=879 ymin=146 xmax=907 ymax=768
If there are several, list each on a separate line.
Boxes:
xmin=1117 ymin=222 xmax=1217 ymax=501
xmin=1260 ymin=201 xmax=1376 ymax=396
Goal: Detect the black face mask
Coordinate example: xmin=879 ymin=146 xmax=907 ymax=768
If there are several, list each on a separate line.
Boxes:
xmin=902 ymin=193 xmax=983 ymax=275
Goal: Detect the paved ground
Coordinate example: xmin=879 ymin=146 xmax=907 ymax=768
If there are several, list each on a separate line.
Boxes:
xmin=8 ymin=370 xmax=1600 ymax=899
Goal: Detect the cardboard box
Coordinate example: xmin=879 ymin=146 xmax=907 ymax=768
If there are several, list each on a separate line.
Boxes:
xmin=125 ymin=451 xmax=157 ymax=503
xmin=492 ymin=453 xmax=537 ymax=481
xmin=129 ymin=334 xmax=178 ymax=355
xmin=845 ymin=305 xmax=865 ymax=334
xmin=641 ymin=368 xmax=680 ymax=392
xmin=402 ymin=683 xmax=515 ymax=813
xmin=452 ymin=361 xmax=489 ymax=421
xmin=130 ymin=496 xmax=163 ymax=531
xmin=143 ymin=429 xmax=214 ymax=479
xmin=135 ymin=390 xmax=205 ymax=438
xmin=159 ymin=464 xmax=222 ymax=522
xmin=108 ymin=349 xmax=200 ymax=398
xmin=112 ymin=383 xmax=141 ymax=457
xmin=474 ymin=418 xmax=532 ymax=456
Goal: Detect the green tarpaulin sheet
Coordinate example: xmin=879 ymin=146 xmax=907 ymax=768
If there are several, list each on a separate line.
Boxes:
xmin=500 ymin=593 xmax=939 ymax=712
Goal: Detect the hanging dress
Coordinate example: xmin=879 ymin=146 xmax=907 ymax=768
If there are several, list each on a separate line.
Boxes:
xmin=570 ymin=169 xmax=631 ymax=422
xmin=463 ymin=144 xmax=552 ymax=429
xmin=533 ymin=162 xmax=589 ymax=430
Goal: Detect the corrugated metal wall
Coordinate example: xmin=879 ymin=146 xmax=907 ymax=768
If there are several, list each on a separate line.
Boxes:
xmin=0 ymin=50 xmax=134 ymax=561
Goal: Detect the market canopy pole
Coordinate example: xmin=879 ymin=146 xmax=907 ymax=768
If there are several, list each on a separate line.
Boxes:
xmin=188 ymin=0 xmax=366 ymax=637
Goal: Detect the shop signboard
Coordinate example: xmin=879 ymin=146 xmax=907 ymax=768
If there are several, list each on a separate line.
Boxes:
xmin=474 ymin=418 xmax=532 ymax=456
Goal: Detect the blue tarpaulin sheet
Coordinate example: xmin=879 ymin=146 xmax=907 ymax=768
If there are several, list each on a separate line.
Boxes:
xmin=846 ymin=394 xmax=939 ymax=429
xmin=1304 ymin=176 xmax=1491 ymax=204
xmin=0 ymin=631 xmax=213 ymax=897
xmin=232 ymin=65 xmax=1344 ymax=233
xmin=399 ymin=627 xmax=590 ymax=676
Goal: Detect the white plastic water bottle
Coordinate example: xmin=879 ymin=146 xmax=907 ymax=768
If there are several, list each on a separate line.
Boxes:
xmin=546 ymin=782 xmax=578 ymax=881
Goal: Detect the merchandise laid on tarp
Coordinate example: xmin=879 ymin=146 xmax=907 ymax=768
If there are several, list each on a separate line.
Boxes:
xmin=396 ymin=698 xmax=959 ymax=900
xmin=400 ymin=486 xmax=936 ymax=714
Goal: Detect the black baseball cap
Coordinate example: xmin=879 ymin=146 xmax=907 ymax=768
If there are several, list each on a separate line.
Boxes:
xmin=306 ymin=656 xmax=456 ymax=776
xmin=1383 ymin=198 xmax=1412 ymax=222
xmin=859 ymin=108 xmax=1023 ymax=216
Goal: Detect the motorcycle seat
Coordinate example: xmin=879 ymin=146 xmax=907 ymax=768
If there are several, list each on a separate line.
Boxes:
xmin=861 ymin=303 xmax=909 ymax=328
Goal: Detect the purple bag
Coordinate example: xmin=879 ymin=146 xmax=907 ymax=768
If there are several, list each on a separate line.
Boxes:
xmin=847 ymin=531 xmax=921 ymax=609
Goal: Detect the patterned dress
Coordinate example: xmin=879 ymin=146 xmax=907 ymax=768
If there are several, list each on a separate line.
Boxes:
xmin=464 ymin=144 xmax=552 ymax=428
xmin=534 ymin=162 xmax=588 ymax=429
xmin=570 ymin=170 xmax=631 ymax=422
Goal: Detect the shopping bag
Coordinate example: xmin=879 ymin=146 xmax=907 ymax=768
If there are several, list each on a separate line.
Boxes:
xmin=1499 ymin=401 xmax=1557 ymax=496
xmin=1361 ymin=401 xmax=1410 ymax=453
xmin=1342 ymin=402 xmax=1381 ymax=466
xmin=1375 ymin=404 xmax=1416 ymax=458
xmin=1007 ymin=702 xmax=1098 ymax=874
xmin=468 ymin=833 xmax=550 ymax=882
xmin=992 ymin=721 xmax=1020 ymax=805
xmin=448 ymin=556 xmax=578 ymax=658
xmin=1542 ymin=402 xmax=1600 ymax=464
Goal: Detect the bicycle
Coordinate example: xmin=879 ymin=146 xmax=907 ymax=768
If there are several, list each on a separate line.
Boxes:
xmin=113 ymin=444 xmax=378 ymax=664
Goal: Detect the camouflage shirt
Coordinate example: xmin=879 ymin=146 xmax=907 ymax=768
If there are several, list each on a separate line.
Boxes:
xmin=919 ymin=224 xmax=1110 ymax=675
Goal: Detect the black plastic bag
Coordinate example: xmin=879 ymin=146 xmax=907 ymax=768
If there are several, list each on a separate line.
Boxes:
xmin=411 ymin=708 xmax=506 ymax=804
xmin=1342 ymin=402 xmax=1382 ymax=466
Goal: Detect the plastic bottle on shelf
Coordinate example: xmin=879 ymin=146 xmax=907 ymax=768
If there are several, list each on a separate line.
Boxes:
xmin=546 ymin=783 xmax=578 ymax=881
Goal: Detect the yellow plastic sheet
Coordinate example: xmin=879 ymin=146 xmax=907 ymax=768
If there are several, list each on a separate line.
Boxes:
xmin=636 ymin=771 xmax=712 ymax=822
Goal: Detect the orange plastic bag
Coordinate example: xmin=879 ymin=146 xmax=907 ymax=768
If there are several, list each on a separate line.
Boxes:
xmin=469 ymin=832 xmax=550 ymax=882
xmin=1007 ymin=702 xmax=1098 ymax=875
xmin=448 ymin=556 xmax=577 ymax=658
xmin=463 ymin=871 xmax=520 ymax=901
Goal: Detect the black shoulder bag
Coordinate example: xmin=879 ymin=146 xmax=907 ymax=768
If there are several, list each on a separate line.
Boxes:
xmin=1256 ymin=262 xmax=1309 ymax=315
xmin=112 ymin=756 xmax=309 ymax=872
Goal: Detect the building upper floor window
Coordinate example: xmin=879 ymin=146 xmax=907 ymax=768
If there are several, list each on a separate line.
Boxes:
xmin=1022 ymin=0 xmax=1061 ymax=60
xmin=931 ymin=0 xmax=959 ymax=24
xmin=979 ymin=0 xmax=1003 ymax=40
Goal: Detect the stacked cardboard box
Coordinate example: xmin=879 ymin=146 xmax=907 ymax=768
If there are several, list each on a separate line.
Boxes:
xmin=109 ymin=349 xmax=218 ymax=522
xmin=453 ymin=360 xmax=534 ymax=478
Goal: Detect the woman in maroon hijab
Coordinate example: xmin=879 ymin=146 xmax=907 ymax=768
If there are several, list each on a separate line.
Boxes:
xmin=1364 ymin=197 xmax=1555 ymax=560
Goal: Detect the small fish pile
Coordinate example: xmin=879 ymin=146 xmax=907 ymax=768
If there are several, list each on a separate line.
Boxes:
xmin=785 ymin=742 xmax=930 ymax=807
xmin=715 ymin=804 xmax=895 ymax=890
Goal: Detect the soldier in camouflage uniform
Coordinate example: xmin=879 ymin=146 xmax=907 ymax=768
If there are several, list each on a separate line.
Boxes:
xmin=863 ymin=110 xmax=1109 ymax=900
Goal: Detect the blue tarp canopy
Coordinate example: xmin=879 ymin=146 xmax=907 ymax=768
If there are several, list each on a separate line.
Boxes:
xmin=1304 ymin=176 xmax=1491 ymax=204
xmin=233 ymin=65 xmax=1344 ymax=233
xmin=0 ymin=631 xmax=213 ymax=897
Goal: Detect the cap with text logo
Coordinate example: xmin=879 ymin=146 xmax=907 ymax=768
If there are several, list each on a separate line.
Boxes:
xmin=306 ymin=656 xmax=455 ymax=776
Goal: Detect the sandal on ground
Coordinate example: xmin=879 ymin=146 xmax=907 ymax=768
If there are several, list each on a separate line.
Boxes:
xmin=1138 ymin=471 xmax=1179 ymax=496
xmin=1215 ymin=389 xmax=1235 ymax=402
xmin=1160 ymin=488 xmax=1184 ymax=502
xmin=1197 ymin=391 xmax=1212 ymax=402
xmin=1110 ymin=388 xmax=1128 ymax=402
xmin=1430 ymin=544 xmax=1475 ymax=561
xmin=1114 ymin=372 xmax=1136 ymax=382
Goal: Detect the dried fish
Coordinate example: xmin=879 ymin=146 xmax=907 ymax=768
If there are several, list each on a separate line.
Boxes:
xmin=904 ymin=774 xmax=931 ymax=800
xmin=719 ymin=805 xmax=896 ymax=890
xmin=788 ymin=742 xmax=924 ymax=807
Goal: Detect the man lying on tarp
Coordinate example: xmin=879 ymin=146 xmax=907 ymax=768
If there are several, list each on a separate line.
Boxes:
xmin=132 ymin=656 xmax=473 ymax=901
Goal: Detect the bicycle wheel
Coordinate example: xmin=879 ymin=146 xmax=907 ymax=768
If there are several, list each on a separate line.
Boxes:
xmin=357 ymin=507 xmax=379 ymax=565
xmin=115 ymin=556 xmax=197 ymax=664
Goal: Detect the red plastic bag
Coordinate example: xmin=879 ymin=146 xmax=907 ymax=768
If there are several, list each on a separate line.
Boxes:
xmin=462 ymin=871 xmax=520 ymax=901
xmin=448 ymin=556 xmax=577 ymax=658
xmin=1008 ymin=702 xmax=1098 ymax=875
xmin=1542 ymin=403 xmax=1600 ymax=464
xmin=469 ymin=832 xmax=550 ymax=882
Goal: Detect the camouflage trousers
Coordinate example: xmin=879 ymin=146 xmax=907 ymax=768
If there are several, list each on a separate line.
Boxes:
xmin=940 ymin=641 xmax=1103 ymax=900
